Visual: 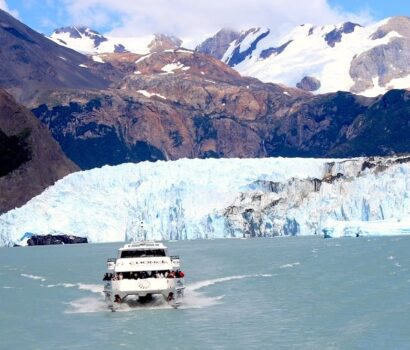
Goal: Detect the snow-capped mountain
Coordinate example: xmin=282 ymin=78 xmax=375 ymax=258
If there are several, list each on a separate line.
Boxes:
xmin=50 ymin=26 xmax=182 ymax=55
xmin=1 ymin=156 xmax=409 ymax=246
xmin=50 ymin=17 xmax=410 ymax=97
xmin=197 ymin=17 xmax=410 ymax=96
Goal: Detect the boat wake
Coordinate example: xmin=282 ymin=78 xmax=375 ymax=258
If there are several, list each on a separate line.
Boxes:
xmin=21 ymin=273 xmax=46 ymax=282
xmin=64 ymin=273 xmax=274 ymax=314
xmin=188 ymin=273 xmax=273 ymax=292
xmin=45 ymin=283 xmax=103 ymax=294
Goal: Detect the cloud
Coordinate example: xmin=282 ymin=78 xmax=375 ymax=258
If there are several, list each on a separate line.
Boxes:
xmin=0 ymin=0 xmax=19 ymax=17
xmin=61 ymin=0 xmax=373 ymax=42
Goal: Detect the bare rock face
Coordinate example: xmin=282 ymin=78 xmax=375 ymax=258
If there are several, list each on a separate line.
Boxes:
xmin=324 ymin=22 xmax=361 ymax=47
xmin=0 ymin=90 xmax=78 ymax=213
xmin=225 ymin=28 xmax=270 ymax=66
xmin=296 ymin=76 xmax=321 ymax=91
xmin=32 ymin=50 xmax=308 ymax=169
xmin=0 ymin=9 xmax=111 ymax=104
xmin=196 ymin=28 xmax=241 ymax=60
xmin=350 ymin=17 xmax=410 ymax=94
xmin=148 ymin=33 xmax=182 ymax=52
xmin=27 ymin=234 xmax=87 ymax=246
xmin=259 ymin=40 xmax=292 ymax=59
xmin=30 ymin=49 xmax=410 ymax=171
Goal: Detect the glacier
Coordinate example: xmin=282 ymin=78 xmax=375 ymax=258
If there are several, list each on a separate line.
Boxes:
xmin=0 ymin=156 xmax=409 ymax=246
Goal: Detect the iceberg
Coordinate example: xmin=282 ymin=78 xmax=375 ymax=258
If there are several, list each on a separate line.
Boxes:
xmin=0 ymin=156 xmax=409 ymax=246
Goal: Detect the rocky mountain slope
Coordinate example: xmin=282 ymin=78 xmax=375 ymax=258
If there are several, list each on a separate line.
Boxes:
xmin=31 ymin=49 xmax=306 ymax=169
xmin=0 ymin=10 xmax=112 ymax=104
xmin=1 ymin=155 xmax=409 ymax=246
xmin=198 ymin=17 xmax=410 ymax=96
xmin=31 ymin=48 xmax=410 ymax=170
xmin=0 ymin=90 xmax=78 ymax=213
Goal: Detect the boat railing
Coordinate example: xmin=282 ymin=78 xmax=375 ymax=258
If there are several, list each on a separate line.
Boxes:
xmin=107 ymin=258 xmax=117 ymax=263
xmin=170 ymin=256 xmax=180 ymax=261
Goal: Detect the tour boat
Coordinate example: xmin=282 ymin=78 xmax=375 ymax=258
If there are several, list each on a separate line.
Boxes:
xmin=103 ymin=241 xmax=185 ymax=310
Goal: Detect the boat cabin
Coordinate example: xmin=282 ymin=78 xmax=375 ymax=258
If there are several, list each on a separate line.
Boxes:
xmin=118 ymin=241 xmax=167 ymax=259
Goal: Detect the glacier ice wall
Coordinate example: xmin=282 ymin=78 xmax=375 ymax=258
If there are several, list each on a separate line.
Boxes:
xmin=0 ymin=156 xmax=409 ymax=246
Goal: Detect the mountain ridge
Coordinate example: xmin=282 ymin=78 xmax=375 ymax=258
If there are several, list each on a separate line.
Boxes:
xmin=49 ymin=17 xmax=410 ymax=96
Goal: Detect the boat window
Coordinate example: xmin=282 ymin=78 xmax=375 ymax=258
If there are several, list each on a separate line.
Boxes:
xmin=120 ymin=249 xmax=166 ymax=258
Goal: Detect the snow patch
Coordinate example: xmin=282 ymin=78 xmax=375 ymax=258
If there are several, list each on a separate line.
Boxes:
xmin=92 ymin=55 xmax=104 ymax=63
xmin=161 ymin=62 xmax=190 ymax=73
xmin=137 ymin=90 xmax=167 ymax=99
xmin=51 ymin=30 xmax=155 ymax=55
xmin=361 ymin=74 xmax=410 ymax=97
xmin=135 ymin=54 xmax=152 ymax=64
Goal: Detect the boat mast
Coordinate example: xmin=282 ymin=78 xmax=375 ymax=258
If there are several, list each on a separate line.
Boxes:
xmin=137 ymin=221 xmax=147 ymax=241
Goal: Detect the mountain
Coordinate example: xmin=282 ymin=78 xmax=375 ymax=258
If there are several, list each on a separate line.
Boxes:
xmin=0 ymin=9 xmax=113 ymax=104
xmin=196 ymin=28 xmax=241 ymax=60
xmin=31 ymin=49 xmax=308 ymax=169
xmin=0 ymin=90 xmax=78 ymax=214
xmin=1 ymin=155 xmax=409 ymax=246
xmin=48 ymin=17 xmax=410 ymax=97
xmin=31 ymin=48 xmax=410 ymax=170
xmin=50 ymin=26 xmax=182 ymax=55
xmin=196 ymin=17 xmax=410 ymax=96
xmin=0 ymin=10 xmax=409 ymax=173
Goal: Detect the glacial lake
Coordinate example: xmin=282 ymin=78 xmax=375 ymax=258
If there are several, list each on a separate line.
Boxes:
xmin=0 ymin=236 xmax=409 ymax=349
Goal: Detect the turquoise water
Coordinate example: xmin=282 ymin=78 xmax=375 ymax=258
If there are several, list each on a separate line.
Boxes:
xmin=1 ymin=236 xmax=410 ymax=349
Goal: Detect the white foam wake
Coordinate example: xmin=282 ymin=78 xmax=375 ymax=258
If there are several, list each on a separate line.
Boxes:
xmin=187 ymin=273 xmax=273 ymax=292
xmin=64 ymin=273 xmax=274 ymax=314
xmin=21 ymin=273 xmax=46 ymax=282
xmin=65 ymin=297 xmax=108 ymax=314
xmin=279 ymin=262 xmax=300 ymax=269
xmin=44 ymin=283 xmax=103 ymax=294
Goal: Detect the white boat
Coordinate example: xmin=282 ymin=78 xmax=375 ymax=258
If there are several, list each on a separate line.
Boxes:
xmin=103 ymin=241 xmax=185 ymax=310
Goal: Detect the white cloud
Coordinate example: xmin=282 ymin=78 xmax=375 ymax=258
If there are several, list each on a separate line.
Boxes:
xmin=0 ymin=0 xmax=19 ymax=18
xmin=61 ymin=0 xmax=373 ymax=43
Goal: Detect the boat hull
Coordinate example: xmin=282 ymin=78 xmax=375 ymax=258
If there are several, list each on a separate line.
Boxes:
xmin=104 ymin=277 xmax=184 ymax=303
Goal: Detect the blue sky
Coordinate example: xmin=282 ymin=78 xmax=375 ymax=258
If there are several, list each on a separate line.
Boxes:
xmin=328 ymin=0 xmax=410 ymax=19
xmin=2 ymin=0 xmax=410 ymax=37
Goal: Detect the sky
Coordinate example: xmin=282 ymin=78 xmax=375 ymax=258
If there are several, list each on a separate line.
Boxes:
xmin=1 ymin=0 xmax=409 ymax=41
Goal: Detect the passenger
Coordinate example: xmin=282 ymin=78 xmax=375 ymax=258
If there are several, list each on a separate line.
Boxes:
xmin=168 ymin=271 xmax=175 ymax=278
xmin=102 ymin=273 xmax=108 ymax=281
xmin=176 ymin=270 xmax=185 ymax=278
xmin=114 ymin=294 xmax=122 ymax=303
xmin=118 ymin=273 xmax=123 ymax=280
xmin=167 ymin=292 xmax=174 ymax=302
